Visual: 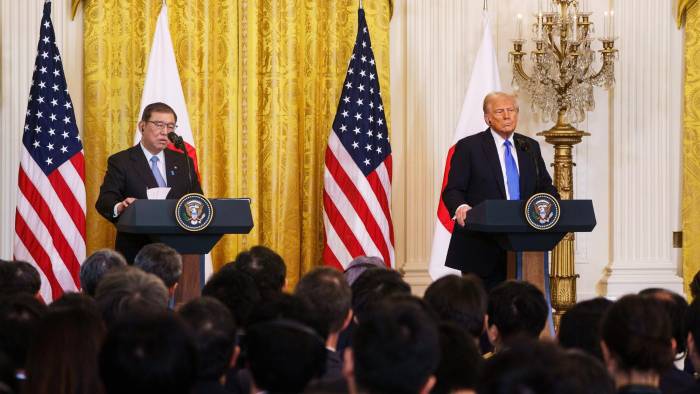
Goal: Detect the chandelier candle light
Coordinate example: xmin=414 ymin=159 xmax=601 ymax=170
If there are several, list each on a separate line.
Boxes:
xmin=509 ymin=0 xmax=618 ymax=326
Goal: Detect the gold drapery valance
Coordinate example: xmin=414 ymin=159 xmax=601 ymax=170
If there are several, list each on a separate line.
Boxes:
xmin=82 ymin=0 xmax=392 ymax=288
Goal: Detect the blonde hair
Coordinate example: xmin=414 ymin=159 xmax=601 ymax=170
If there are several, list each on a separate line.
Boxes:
xmin=483 ymin=92 xmax=519 ymax=114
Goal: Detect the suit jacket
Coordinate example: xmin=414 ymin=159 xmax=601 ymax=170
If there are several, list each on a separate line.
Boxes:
xmin=441 ymin=129 xmax=558 ymax=276
xmin=95 ymin=145 xmax=203 ymax=263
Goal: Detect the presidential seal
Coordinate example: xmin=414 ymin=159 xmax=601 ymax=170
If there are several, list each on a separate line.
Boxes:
xmin=524 ymin=193 xmax=561 ymax=230
xmin=175 ymin=193 xmax=214 ymax=232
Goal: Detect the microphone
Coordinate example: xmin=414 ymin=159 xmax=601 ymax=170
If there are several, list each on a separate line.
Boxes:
xmin=167 ymin=132 xmax=193 ymax=194
xmin=515 ymin=137 xmax=540 ymax=192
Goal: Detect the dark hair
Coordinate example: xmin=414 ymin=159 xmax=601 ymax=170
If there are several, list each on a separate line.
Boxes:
xmin=0 ymin=260 xmax=40 ymax=297
xmin=601 ymin=294 xmax=674 ymax=373
xmin=79 ymin=249 xmax=127 ymax=296
xmin=351 ymin=269 xmax=411 ymax=322
xmin=24 ymin=308 xmax=106 ymax=394
xmin=424 ymin=274 xmax=487 ymax=339
xmin=202 ymin=266 xmax=261 ymax=328
xmin=232 ymin=245 xmax=286 ymax=299
xmin=691 ymin=270 xmax=700 ymax=299
xmin=179 ymin=296 xmax=237 ymax=381
xmin=50 ymin=291 xmax=101 ymax=317
xmin=487 ymin=280 xmax=548 ymax=342
xmin=0 ymin=294 xmax=47 ymax=371
xmin=686 ymin=298 xmax=700 ymax=355
xmin=479 ymin=340 xmax=613 ymax=394
xmin=558 ymin=297 xmax=613 ymax=360
xmin=99 ymin=313 xmax=196 ymax=394
xmin=343 ymin=256 xmax=386 ymax=285
xmin=247 ymin=293 xmax=326 ymax=340
xmin=140 ymin=102 xmax=177 ymax=123
xmin=432 ymin=322 xmax=482 ymax=394
xmin=246 ymin=319 xmax=326 ymax=393
xmin=134 ymin=243 xmax=182 ymax=288
xmin=295 ymin=267 xmax=351 ymax=336
xmin=95 ymin=266 xmax=169 ymax=326
xmin=353 ymin=298 xmax=440 ymax=394
xmin=639 ymin=288 xmax=689 ymax=356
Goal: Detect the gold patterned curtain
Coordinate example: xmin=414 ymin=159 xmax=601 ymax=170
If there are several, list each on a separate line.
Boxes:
xmin=679 ymin=0 xmax=700 ymax=295
xmin=82 ymin=0 xmax=392 ymax=289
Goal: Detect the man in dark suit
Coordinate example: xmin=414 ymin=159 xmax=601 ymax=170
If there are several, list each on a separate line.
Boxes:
xmin=442 ymin=92 xmax=558 ymax=290
xmin=95 ymin=102 xmax=202 ymax=263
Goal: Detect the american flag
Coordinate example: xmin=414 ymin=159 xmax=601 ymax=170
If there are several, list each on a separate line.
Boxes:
xmin=323 ymin=8 xmax=395 ymax=269
xmin=14 ymin=0 xmax=85 ymax=302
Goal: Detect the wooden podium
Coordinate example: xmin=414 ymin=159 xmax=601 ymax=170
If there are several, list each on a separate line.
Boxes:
xmin=465 ymin=199 xmax=596 ymax=297
xmin=117 ymin=198 xmax=254 ymax=304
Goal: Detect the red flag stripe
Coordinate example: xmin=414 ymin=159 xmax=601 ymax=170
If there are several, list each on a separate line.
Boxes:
xmin=323 ymin=190 xmax=366 ymax=258
xmin=47 ymin=169 xmax=86 ymax=240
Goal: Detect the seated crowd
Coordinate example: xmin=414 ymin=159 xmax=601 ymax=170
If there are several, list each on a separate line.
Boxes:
xmin=0 ymin=247 xmax=699 ymax=394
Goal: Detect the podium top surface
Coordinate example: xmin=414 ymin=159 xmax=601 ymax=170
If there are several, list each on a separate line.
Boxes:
xmin=466 ymin=199 xmax=596 ymax=234
xmin=117 ymin=198 xmax=253 ymax=235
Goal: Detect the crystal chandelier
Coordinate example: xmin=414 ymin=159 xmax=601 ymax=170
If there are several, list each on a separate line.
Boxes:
xmin=510 ymin=0 xmax=618 ymax=125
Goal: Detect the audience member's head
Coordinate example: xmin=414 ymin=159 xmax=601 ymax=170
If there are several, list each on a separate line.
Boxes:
xmin=0 ymin=351 xmax=13 ymax=394
xmin=351 ymin=298 xmax=440 ymax=394
xmin=231 ymin=245 xmax=286 ymax=299
xmin=49 ymin=291 xmax=101 ymax=317
xmin=423 ymin=274 xmax=487 ymax=340
xmin=342 ymin=256 xmax=386 ymax=286
xmin=639 ymin=287 xmax=689 ymax=357
xmin=0 ymin=260 xmax=40 ymax=298
xmin=486 ymin=280 xmax=548 ymax=350
xmin=95 ymin=266 xmax=169 ymax=326
xmin=432 ymin=322 xmax=481 ymax=394
xmin=179 ymin=296 xmax=238 ymax=383
xmin=24 ymin=307 xmax=106 ymax=394
xmin=557 ymin=297 xmax=613 ymax=360
xmin=351 ymin=268 xmax=411 ymax=323
xmin=79 ymin=249 xmax=127 ymax=297
xmin=0 ymin=294 xmax=47 ymax=373
xmin=134 ymin=243 xmax=182 ymax=295
xmin=294 ymin=267 xmax=352 ymax=343
xmin=247 ymin=292 xmax=325 ymax=339
xmin=601 ymin=294 xmax=674 ymax=386
xmin=479 ymin=340 xmax=614 ymax=394
xmin=202 ymin=266 xmax=261 ymax=328
xmin=691 ymin=271 xmax=700 ymax=299
xmin=686 ymin=297 xmax=700 ymax=369
xmin=246 ymin=319 xmax=326 ymax=393
xmin=99 ymin=313 xmax=196 ymax=394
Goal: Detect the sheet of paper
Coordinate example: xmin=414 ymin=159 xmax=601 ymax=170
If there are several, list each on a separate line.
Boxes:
xmin=146 ymin=187 xmax=171 ymax=200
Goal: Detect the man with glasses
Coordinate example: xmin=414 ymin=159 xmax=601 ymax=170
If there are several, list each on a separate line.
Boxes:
xmin=96 ymin=102 xmax=202 ymax=263
xmin=442 ymin=92 xmax=558 ymax=290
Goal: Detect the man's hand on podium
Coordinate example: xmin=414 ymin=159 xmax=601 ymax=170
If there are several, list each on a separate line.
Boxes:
xmin=117 ymin=197 xmax=136 ymax=216
xmin=453 ymin=204 xmax=471 ymax=227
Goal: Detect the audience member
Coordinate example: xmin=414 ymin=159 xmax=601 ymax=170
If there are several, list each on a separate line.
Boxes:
xmin=601 ymin=294 xmax=674 ymax=393
xmin=432 ymin=322 xmax=481 ymax=394
xmin=350 ymin=297 xmax=440 ymax=394
xmin=246 ymin=319 xmax=326 ymax=393
xmin=202 ymin=266 xmax=261 ymax=328
xmin=79 ymin=249 xmax=127 ymax=297
xmin=0 ymin=260 xmax=40 ymax=298
xmin=0 ymin=351 xmax=13 ymax=394
xmin=49 ymin=291 xmax=101 ymax=316
xmin=351 ymin=269 xmax=411 ymax=323
xmin=558 ymin=297 xmax=613 ymax=360
xmin=230 ymin=245 xmax=286 ymax=299
xmin=99 ymin=312 xmax=197 ymax=394
xmin=680 ymin=298 xmax=700 ymax=394
xmin=94 ymin=266 xmax=169 ymax=326
xmin=134 ymin=243 xmax=182 ymax=298
xmin=24 ymin=307 xmax=106 ymax=394
xmin=0 ymin=294 xmax=46 ymax=387
xmin=295 ymin=267 xmax=353 ymax=380
xmin=179 ymin=297 xmax=238 ymax=394
xmin=486 ymin=280 xmax=548 ymax=352
xmin=342 ymin=256 xmax=386 ymax=286
xmin=639 ymin=288 xmax=695 ymax=394
xmin=423 ymin=274 xmax=487 ymax=341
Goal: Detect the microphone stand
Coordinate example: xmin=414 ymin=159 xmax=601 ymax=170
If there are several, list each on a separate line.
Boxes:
xmin=168 ymin=132 xmax=194 ymax=194
xmin=516 ymin=137 xmax=540 ymax=192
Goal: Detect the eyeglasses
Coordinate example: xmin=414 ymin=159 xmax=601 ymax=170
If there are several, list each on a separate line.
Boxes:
xmin=147 ymin=121 xmax=178 ymax=131
xmin=491 ymin=108 xmax=519 ymax=118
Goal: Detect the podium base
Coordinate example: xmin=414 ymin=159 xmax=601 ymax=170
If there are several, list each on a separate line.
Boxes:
xmin=174 ymin=254 xmax=203 ymax=308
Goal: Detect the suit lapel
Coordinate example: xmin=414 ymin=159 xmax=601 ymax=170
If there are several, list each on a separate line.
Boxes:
xmin=129 ymin=145 xmax=159 ymax=189
xmin=480 ymin=130 xmax=507 ymax=199
xmin=164 ymin=149 xmax=184 ymax=192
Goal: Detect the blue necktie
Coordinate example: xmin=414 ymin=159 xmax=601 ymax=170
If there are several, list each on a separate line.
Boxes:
xmin=503 ymin=140 xmax=520 ymax=200
xmin=150 ymin=156 xmax=167 ymax=187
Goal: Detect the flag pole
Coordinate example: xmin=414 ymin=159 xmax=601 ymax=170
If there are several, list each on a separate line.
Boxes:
xmin=359 ymin=0 xmax=363 ymax=9
xmin=483 ymin=0 xmax=488 ymax=11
